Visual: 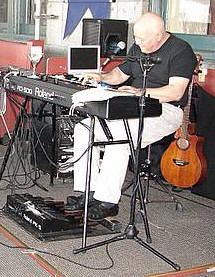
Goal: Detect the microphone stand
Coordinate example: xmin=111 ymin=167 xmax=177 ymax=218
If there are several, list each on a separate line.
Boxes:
xmin=73 ymin=56 xmax=180 ymax=271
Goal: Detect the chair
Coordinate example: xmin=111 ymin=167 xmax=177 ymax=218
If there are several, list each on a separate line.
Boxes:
xmin=122 ymin=133 xmax=183 ymax=213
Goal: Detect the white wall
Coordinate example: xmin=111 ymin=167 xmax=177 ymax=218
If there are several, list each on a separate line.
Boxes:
xmin=45 ymin=0 xmax=149 ymax=56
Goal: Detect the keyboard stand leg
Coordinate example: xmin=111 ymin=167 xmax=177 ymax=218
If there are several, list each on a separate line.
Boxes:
xmin=81 ymin=117 xmax=130 ymax=249
xmin=0 ymin=96 xmax=29 ymax=181
xmin=49 ymin=104 xmax=60 ymax=185
xmin=82 ymin=115 xmax=95 ymax=249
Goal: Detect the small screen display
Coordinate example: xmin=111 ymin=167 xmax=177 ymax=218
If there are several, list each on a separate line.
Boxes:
xmin=67 ymin=45 xmax=100 ymax=74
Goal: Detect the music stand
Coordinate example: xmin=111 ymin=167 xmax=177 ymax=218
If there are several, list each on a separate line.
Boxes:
xmin=73 ymin=55 xmax=180 ymax=271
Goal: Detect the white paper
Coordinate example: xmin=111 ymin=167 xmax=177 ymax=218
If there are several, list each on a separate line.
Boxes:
xmin=72 ymin=87 xmax=133 ymax=104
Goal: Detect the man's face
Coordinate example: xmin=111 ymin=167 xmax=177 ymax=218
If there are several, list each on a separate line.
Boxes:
xmin=133 ymin=29 xmax=160 ymax=53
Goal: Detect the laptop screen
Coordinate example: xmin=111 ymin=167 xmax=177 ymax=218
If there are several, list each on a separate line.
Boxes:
xmin=67 ymin=45 xmax=100 ymax=74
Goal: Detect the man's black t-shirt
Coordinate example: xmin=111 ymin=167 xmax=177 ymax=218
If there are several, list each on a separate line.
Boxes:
xmin=118 ymin=34 xmax=197 ymax=107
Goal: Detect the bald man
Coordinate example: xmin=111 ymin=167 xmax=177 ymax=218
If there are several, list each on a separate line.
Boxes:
xmin=69 ymin=12 xmax=197 ymax=221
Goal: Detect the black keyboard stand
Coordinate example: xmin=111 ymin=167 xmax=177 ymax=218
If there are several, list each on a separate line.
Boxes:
xmin=73 ymin=115 xmax=179 ymax=270
xmin=73 ymin=55 xmax=180 ymax=271
xmin=0 ymin=94 xmax=57 ymax=192
xmin=0 ymin=95 xmax=29 ymax=182
xmin=79 ymin=115 xmax=138 ymax=250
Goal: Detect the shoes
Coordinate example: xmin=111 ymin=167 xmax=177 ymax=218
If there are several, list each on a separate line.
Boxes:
xmin=88 ymin=202 xmax=119 ymax=222
xmin=65 ymin=193 xmax=119 ymax=222
xmin=65 ymin=192 xmax=97 ymax=212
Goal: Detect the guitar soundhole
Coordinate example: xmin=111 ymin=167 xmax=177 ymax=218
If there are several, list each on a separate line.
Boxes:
xmin=173 ymin=159 xmax=189 ymax=166
xmin=176 ymin=138 xmax=189 ymax=150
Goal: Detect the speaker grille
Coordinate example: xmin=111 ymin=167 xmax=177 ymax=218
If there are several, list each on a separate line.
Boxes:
xmin=82 ymin=20 xmax=101 ymax=45
xmin=82 ymin=18 xmax=128 ymax=57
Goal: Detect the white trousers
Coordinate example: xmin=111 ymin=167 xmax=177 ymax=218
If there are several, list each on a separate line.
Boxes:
xmin=73 ymin=103 xmax=183 ymax=204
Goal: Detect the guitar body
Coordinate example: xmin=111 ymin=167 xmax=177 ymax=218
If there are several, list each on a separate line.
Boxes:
xmin=160 ymin=131 xmax=207 ymax=188
xmin=161 ymin=55 xmax=207 ymax=188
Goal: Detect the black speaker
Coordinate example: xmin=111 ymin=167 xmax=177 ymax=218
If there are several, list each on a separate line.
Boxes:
xmin=31 ymin=100 xmax=74 ymax=178
xmin=30 ymin=100 xmax=61 ymax=176
xmin=191 ymin=85 xmax=215 ymax=200
xmin=82 ymin=18 xmax=128 ymax=57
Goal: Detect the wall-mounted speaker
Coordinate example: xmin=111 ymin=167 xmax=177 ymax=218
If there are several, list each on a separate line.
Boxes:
xmin=82 ymin=18 xmax=128 ymax=57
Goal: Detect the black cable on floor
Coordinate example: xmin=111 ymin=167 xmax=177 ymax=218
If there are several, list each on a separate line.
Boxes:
xmin=0 ymin=241 xmax=114 ymax=271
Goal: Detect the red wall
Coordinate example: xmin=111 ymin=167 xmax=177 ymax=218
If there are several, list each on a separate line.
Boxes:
xmin=45 ymin=56 xmax=123 ymax=75
xmin=0 ymin=40 xmax=44 ymax=139
xmin=0 ymin=39 xmax=44 ymax=72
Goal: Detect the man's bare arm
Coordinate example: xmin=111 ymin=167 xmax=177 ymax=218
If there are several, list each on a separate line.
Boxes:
xmin=82 ymin=67 xmax=130 ymax=86
xmin=119 ymin=76 xmax=190 ymax=103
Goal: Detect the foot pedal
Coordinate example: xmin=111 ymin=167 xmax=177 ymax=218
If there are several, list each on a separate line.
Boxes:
xmin=100 ymin=217 xmax=122 ymax=232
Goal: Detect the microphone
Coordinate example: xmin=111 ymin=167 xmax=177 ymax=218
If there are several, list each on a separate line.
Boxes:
xmin=112 ymin=41 xmax=126 ymax=55
xmin=100 ymin=41 xmax=126 ymax=70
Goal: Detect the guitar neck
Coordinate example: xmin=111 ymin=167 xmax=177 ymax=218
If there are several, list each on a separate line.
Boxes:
xmin=181 ymin=78 xmax=193 ymax=139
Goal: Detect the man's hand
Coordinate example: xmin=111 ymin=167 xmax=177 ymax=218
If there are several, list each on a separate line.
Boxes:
xmin=81 ymin=73 xmax=102 ymax=86
xmin=118 ymin=86 xmax=142 ymax=96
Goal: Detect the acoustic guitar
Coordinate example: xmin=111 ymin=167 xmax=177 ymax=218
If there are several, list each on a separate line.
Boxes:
xmin=160 ymin=77 xmax=207 ymax=188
